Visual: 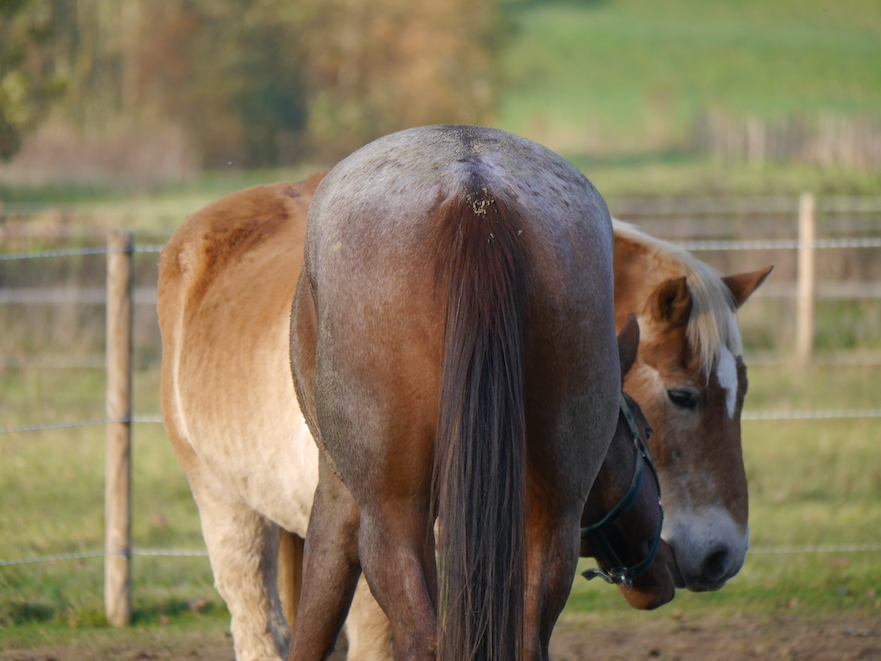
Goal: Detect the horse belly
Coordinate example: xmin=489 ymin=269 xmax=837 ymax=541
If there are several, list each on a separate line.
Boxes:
xmin=177 ymin=334 xmax=319 ymax=537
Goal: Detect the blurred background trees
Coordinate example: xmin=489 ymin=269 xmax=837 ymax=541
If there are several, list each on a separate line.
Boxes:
xmin=0 ymin=0 xmax=501 ymax=174
xmin=0 ymin=0 xmax=66 ymax=159
xmin=1 ymin=0 xmax=879 ymax=185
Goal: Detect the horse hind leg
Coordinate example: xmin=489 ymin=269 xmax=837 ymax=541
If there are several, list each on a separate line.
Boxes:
xmin=523 ymin=501 xmax=584 ymax=661
xmin=356 ymin=498 xmax=436 ymax=661
xmin=344 ymin=576 xmax=395 ymax=661
xmin=287 ymin=456 xmax=363 ymax=661
xmin=187 ymin=463 xmax=290 ymax=661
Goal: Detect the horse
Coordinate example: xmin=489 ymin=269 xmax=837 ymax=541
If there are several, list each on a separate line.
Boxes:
xmin=286 ymin=125 xmax=622 ymax=661
xmin=158 ymin=142 xmax=772 ymax=660
xmin=611 ymin=222 xmax=771 ymax=591
xmin=580 ymin=315 xmax=673 ymax=613
xmin=158 ymin=170 xmax=670 ymax=661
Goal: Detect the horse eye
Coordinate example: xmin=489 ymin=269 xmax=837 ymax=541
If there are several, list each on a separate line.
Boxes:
xmin=667 ymin=389 xmax=698 ymax=410
xmin=644 ymin=426 xmax=653 ymax=440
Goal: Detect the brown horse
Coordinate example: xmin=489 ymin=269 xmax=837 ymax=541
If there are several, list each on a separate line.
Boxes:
xmin=159 ymin=165 xmax=670 ymax=661
xmin=288 ymin=125 xmax=621 ymax=661
xmin=582 ymin=315 xmax=673 ymax=612
xmin=159 ymin=158 xmax=770 ymax=661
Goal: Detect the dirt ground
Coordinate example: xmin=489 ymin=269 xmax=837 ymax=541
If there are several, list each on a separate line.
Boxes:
xmin=3 ymin=613 xmax=880 ymax=661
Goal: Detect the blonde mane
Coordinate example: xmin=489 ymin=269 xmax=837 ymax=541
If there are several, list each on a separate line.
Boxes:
xmin=613 ymin=220 xmax=743 ymax=371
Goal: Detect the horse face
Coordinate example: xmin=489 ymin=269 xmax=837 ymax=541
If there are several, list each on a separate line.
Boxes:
xmin=580 ymin=316 xmax=675 ymax=610
xmin=615 ymin=253 xmax=771 ymax=593
xmin=624 ymin=337 xmax=749 ymax=592
xmin=579 ymin=393 xmax=674 ymax=610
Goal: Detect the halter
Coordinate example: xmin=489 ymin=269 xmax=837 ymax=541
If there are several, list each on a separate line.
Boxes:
xmin=580 ymin=392 xmax=664 ymax=590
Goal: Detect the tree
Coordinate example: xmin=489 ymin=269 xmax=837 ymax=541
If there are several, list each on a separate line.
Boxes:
xmin=0 ymin=0 xmax=66 ymax=160
xmin=286 ymin=0 xmax=502 ymax=158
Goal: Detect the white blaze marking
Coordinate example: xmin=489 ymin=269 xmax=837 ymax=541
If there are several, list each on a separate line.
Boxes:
xmin=716 ymin=347 xmax=738 ymax=418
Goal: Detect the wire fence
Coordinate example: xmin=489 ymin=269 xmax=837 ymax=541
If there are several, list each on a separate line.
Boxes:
xmin=7 ymin=542 xmax=881 ymax=569
xmin=1 ymin=203 xmax=880 ymax=616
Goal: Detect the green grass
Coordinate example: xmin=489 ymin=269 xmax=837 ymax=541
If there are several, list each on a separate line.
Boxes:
xmin=497 ymin=0 xmax=881 ymax=157
xmin=0 ymin=367 xmax=218 ymax=638
xmin=576 ymin=157 xmax=881 ymax=197
xmin=1 ymin=359 xmax=879 ymax=648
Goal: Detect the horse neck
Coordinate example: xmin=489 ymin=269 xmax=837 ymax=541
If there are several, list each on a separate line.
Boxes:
xmin=582 ymin=416 xmax=633 ymax=524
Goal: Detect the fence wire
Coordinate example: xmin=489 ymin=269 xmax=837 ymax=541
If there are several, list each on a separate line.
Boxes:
xmin=676 ymin=237 xmax=881 ymax=251
xmin=1 ymin=237 xmax=879 ymax=263
xmin=0 ymin=244 xmax=164 ymax=261
xmin=5 ymin=542 xmax=881 ymax=569
xmin=1 ymin=234 xmax=880 ymax=580
xmin=0 ymin=549 xmax=208 ymax=568
xmin=0 ymin=415 xmax=162 ymax=435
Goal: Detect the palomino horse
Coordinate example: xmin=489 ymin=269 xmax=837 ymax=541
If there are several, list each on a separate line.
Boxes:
xmin=611 ymin=222 xmax=771 ymax=591
xmin=287 ymin=125 xmax=621 ymax=661
xmin=159 ymin=165 xmax=670 ymax=661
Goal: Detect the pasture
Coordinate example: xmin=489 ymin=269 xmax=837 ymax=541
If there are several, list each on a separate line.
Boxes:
xmin=2 ymin=165 xmax=880 ymax=660
xmin=1 ymin=238 xmax=880 ymax=657
xmin=498 ymin=0 xmax=881 ymax=158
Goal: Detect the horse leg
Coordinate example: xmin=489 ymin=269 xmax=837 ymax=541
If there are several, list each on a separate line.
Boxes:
xmin=356 ymin=500 xmax=436 ymax=661
xmin=186 ymin=463 xmax=290 ymax=661
xmin=344 ymin=575 xmax=395 ymax=661
xmin=522 ymin=502 xmax=583 ymax=661
xmin=287 ymin=456 xmax=362 ymax=661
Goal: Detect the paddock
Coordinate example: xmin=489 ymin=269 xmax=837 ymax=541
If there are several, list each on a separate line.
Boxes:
xmin=1 ymin=194 xmax=879 ymax=657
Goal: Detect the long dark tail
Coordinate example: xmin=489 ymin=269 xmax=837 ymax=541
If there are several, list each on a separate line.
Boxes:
xmin=433 ymin=181 xmax=528 ymax=661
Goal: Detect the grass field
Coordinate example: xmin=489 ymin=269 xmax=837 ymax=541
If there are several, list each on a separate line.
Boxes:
xmin=497 ymin=0 xmax=881 ymax=156
xmin=1 ymin=355 xmax=879 ymax=650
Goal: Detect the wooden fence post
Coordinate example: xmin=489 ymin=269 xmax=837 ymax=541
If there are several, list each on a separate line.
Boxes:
xmin=105 ymin=231 xmax=134 ymax=627
xmin=796 ymin=192 xmax=816 ymax=364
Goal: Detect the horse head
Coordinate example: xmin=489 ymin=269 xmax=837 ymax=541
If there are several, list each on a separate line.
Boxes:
xmin=580 ymin=314 xmax=675 ymax=610
xmin=613 ymin=221 xmax=772 ymax=592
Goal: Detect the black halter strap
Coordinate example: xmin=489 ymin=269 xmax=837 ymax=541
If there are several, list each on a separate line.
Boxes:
xmin=580 ymin=392 xmax=664 ymax=590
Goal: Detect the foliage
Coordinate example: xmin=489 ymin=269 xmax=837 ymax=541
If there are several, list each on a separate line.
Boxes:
xmin=0 ymin=0 xmax=503 ymax=170
xmin=0 ymin=0 xmax=65 ymax=160
xmin=284 ymin=0 xmax=501 ymax=159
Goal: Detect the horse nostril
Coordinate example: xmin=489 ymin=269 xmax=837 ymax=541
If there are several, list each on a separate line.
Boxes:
xmin=701 ymin=547 xmax=730 ymax=583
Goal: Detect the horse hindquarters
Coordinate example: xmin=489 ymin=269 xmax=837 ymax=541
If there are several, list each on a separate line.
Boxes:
xmin=290 ymin=125 xmax=618 ymax=661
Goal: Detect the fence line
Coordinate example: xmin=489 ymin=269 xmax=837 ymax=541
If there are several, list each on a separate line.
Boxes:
xmin=1 ymin=205 xmax=880 ymax=624
xmin=1 ymin=238 xmax=879 ymax=261
xmin=0 ymin=244 xmax=164 ymax=261
xmin=0 ymin=415 xmax=161 ymax=435
xmin=675 ymin=237 xmax=881 ymax=251
xmin=3 ymin=408 xmax=879 ymax=438
xmin=6 ymin=542 xmax=880 ymax=569
xmin=0 ymin=549 xmax=208 ymax=568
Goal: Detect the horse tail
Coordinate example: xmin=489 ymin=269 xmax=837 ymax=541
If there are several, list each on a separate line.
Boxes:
xmin=432 ymin=180 xmax=528 ymax=661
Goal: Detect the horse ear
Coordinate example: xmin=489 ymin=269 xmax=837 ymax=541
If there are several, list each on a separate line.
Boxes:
xmin=617 ymin=313 xmax=640 ymax=378
xmin=723 ymin=266 xmax=773 ymax=309
xmin=651 ymin=276 xmax=692 ymax=327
